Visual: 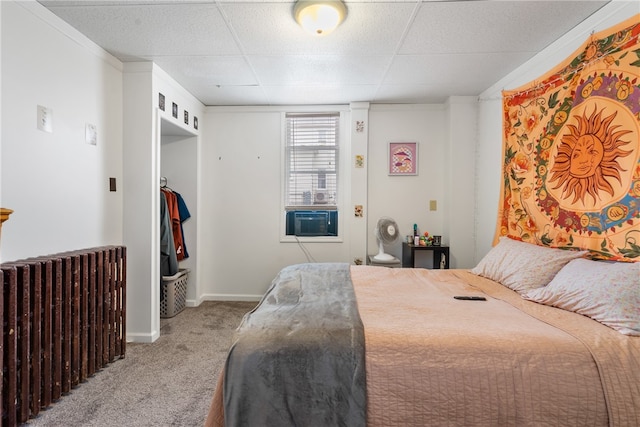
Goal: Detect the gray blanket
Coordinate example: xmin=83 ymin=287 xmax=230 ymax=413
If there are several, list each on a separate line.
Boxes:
xmin=223 ymin=263 xmax=366 ymax=427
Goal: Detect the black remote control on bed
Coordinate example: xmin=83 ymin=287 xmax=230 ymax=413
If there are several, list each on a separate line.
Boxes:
xmin=453 ymin=296 xmax=487 ymax=301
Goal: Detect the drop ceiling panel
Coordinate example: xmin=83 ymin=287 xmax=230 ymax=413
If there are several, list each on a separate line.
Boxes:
xmin=384 ymin=52 xmax=536 ymax=90
xmin=45 ymin=3 xmax=241 ymax=57
xmin=250 ymin=54 xmax=391 ymax=86
xmin=198 ymin=85 xmax=270 ymax=107
xmin=221 ymin=2 xmax=416 ymax=55
xmin=151 ymin=56 xmax=258 ymax=87
xmin=262 ymin=84 xmax=379 ymax=106
xmin=401 ymin=1 xmax=610 ymax=55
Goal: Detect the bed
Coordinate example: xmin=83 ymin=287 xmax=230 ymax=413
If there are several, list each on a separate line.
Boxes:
xmin=205 ymin=238 xmax=640 ymax=427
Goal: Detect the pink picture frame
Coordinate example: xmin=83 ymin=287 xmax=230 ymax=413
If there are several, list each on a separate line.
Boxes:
xmin=388 ymin=142 xmax=418 ymax=175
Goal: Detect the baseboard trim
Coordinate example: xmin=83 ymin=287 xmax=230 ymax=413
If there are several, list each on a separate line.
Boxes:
xmin=198 ymin=293 xmax=263 ymax=302
xmin=127 ymin=329 xmax=160 ymax=343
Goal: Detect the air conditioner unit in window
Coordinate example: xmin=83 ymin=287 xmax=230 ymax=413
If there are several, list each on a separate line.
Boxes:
xmin=286 ymin=210 xmax=338 ymax=236
xmin=314 ymin=191 xmax=329 ymax=204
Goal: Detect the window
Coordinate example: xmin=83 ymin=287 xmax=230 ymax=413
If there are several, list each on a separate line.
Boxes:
xmin=284 ymin=112 xmax=340 ymax=237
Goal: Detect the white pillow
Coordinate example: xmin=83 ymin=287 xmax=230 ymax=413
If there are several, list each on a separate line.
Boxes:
xmin=524 ymin=258 xmax=640 ymax=336
xmin=471 ymin=236 xmax=588 ymax=294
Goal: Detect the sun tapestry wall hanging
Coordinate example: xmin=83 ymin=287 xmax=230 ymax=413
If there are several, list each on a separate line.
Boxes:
xmin=498 ymin=14 xmax=640 ymax=261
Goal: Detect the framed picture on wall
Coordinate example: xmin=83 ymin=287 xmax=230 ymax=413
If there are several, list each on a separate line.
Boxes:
xmin=388 ymin=142 xmax=418 ymax=175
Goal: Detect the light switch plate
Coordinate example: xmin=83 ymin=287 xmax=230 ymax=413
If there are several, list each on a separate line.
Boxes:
xmin=37 ymin=105 xmax=53 ymax=133
xmin=429 ymin=200 xmax=437 ymax=211
xmin=85 ymin=123 xmax=97 ymax=145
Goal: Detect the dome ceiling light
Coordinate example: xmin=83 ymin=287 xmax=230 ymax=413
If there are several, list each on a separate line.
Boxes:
xmin=293 ymin=0 xmax=347 ymax=36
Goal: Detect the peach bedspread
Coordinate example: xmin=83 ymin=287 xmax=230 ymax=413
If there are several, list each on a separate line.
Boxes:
xmin=206 ymin=266 xmax=640 ymax=427
xmin=351 ymin=266 xmax=640 ymax=427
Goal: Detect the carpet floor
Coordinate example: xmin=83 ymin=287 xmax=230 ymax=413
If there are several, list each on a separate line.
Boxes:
xmin=25 ymin=301 xmax=256 ymax=427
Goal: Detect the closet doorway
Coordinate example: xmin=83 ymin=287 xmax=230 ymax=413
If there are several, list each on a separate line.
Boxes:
xmin=160 ymin=118 xmax=198 ymax=312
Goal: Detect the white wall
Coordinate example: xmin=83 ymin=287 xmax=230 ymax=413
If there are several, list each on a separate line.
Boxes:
xmin=475 ymin=99 xmax=503 ymax=260
xmin=1 ymin=1 xmax=123 ymax=261
xmin=446 ymin=97 xmax=478 ymax=268
xmin=1 ymin=2 xmax=3 ymax=213
xmin=475 ymin=1 xmax=639 ymax=261
xmin=200 ymin=107 xmax=353 ymax=299
xmin=367 ymin=102 xmax=477 ymax=269
xmin=367 ymin=104 xmax=447 ymax=260
xmin=349 ymin=102 xmax=369 ymax=266
xmin=123 ymin=62 xmax=203 ymax=342
xmin=199 ymin=102 xmax=479 ymax=299
xmin=2 ymin=0 xmax=205 ymax=341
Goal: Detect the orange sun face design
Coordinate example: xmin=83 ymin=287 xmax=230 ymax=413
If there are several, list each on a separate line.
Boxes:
xmin=548 ymin=106 xmax=632 ymax=205
xmin=568 ymin=134 xmax=604 ymax=178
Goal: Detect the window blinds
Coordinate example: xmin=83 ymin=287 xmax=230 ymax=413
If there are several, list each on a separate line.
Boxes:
xmin=285 ymin=113 xmax=339 ymax=210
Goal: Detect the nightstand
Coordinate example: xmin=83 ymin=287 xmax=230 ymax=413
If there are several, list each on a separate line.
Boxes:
xmin=402 ymin=242 xmax=449 ymax=269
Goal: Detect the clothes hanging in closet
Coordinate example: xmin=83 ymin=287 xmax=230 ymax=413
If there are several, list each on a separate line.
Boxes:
xmin=161 ymin=188 xmax=185 ymax=260
xmin=175 ymin=191 xmax=191 ymax=259
xmin=160 ymin=190 xmax=179 ymax=277
xmin=160 ymin=186 xmax=191 ymax=262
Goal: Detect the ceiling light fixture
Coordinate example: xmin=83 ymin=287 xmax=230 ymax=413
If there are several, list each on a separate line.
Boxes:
xmin=294 ymin=0 xmax=347 ymax=36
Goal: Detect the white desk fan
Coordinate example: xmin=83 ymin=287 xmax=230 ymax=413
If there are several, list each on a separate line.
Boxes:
xmin=372 ymin=217 xmax=400 ymax=262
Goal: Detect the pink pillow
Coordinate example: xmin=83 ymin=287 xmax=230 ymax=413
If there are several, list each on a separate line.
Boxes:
xmin=471 ymin=236 xmax=587 ymax=294
xmin=524 ymin=258 xmax=640 ymax=336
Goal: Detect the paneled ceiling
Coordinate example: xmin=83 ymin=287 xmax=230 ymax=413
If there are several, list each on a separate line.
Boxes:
xmin=38 ymin=0 xmax=611 ymax=106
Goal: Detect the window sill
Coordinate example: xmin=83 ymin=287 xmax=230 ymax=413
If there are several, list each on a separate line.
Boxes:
xmin=280 ymin=236 xmax=343 ymax=243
